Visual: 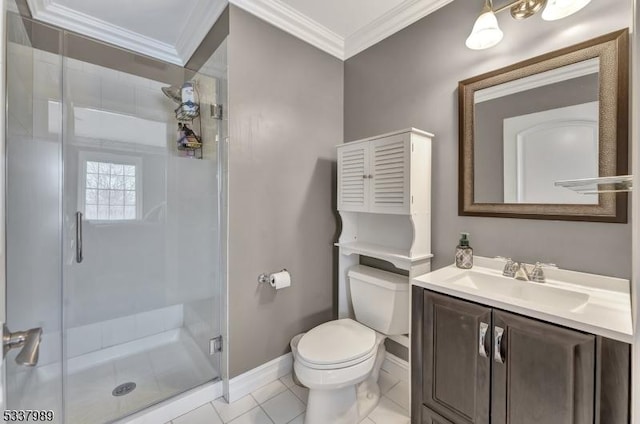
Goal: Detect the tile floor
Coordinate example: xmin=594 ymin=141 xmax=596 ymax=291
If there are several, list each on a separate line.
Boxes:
xmin=167 ymin=370 xmax=410 ymax=424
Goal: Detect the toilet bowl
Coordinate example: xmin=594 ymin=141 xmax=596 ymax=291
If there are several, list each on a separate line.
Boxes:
xmin=292 ymin=319 xmax=386 ymax=424
xmin=291 ymin=265 xmax=409 ymax=424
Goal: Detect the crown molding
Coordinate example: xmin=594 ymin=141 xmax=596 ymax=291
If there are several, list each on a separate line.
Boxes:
xmin=27 ymin=0 xmax=453 ymax=65
xmin=175 ymin=0 xmax=228 ymax=65
xmin=229 ymin=0 xmax=345 ymax=60
xmin=230 ymin=0 xmax=454 ymax=60
xmin=27 ymin=0 xmax=183 ymax=64
xmin=345 ymin=0 xmax=455 ymax=59
xmin=474 ymin=58 xmax=600 ymax=103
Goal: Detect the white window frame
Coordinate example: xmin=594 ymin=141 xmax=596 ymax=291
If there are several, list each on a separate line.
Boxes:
xmin=78 ymin=151 xmax=143 ymax=222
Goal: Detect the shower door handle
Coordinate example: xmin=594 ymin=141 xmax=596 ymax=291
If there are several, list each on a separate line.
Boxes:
xmin=76 ymin=211 xmax=83 ymax=263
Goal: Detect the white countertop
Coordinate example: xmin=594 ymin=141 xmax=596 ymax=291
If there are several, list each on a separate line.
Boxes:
xmin=412 ymin=257 xmax=634 ymax=343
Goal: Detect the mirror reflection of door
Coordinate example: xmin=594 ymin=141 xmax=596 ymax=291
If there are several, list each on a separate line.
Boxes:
xmin=503 ymin=102 xmax=598 ymax=204
xmin=473 ymin=57 xmax=600 ymax=205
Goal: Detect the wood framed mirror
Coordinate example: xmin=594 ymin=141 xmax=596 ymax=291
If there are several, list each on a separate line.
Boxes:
xmin=458 ymin=29 xmax=629 ymax=222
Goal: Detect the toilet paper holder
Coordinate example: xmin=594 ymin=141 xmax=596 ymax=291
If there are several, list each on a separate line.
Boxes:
xmin=258 ymin=269 xmax=288 ymax=284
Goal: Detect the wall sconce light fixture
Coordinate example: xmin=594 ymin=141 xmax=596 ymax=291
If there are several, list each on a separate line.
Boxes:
xmin=465 ymin=0 xmax=592 ymax=50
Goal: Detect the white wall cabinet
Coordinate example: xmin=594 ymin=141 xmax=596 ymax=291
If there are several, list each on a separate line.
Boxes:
xmin=337 ymin=129 xmax=431 ymax=215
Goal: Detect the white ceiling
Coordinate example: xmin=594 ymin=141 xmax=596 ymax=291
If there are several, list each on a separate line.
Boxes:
xmin=26 ymin=0 xmax=454 ymax=64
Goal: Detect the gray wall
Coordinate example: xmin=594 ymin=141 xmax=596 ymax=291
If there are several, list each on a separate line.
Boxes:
xmin=227 ymin=6 xmax=343 ymax=377
xmin=345 ymin=0 xmax=632 ymax=278
xmin=475 ymin=74 xmax=599 ymax=203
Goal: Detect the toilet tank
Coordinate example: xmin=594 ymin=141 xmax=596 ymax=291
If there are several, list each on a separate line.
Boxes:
xmin=348 ymin=265 xmax=409 ymax=335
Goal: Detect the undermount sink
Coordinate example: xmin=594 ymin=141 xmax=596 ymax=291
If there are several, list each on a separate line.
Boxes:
xmin=444 ymin=270 xmax=590 ymax=311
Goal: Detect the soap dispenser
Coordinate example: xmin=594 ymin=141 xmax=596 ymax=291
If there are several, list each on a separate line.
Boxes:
xmin=455 ymin=232 xmax=473 ymax=269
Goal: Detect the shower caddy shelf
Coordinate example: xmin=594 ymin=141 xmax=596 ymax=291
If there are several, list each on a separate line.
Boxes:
xmin=176 ymin=102 xmax=203 ymax=159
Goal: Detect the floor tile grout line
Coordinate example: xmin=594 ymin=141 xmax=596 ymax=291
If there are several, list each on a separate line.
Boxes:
xmin=382 ymin=392 xmax=410 ymax=415
xmin=257 ymin=404 xmax=276 ymax=424
xmin=249 ymin=392 xmax=259 ymax=405
xmin=208 ymin=399 xmax=224 ymax=423
xmin=258 ymin=389 xmax=301 ymax=423
xmin=286 ymin=411 xmax=305 ymax=424
xmin=382 ymin=378 xmax=402 ymax=396
xmin=251 ymin=381 xmax=289 ymax=405
xmin=226 ymin=405 xmax=262 ymax=424
xmin=287 ymin=387 xmax=304 ymax=405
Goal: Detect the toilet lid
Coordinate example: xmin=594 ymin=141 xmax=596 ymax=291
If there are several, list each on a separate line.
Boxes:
xmin=297 ymin=319 xmax=376 ymax=366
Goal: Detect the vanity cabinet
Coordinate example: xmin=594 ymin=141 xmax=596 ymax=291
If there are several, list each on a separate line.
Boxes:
xmin=412 ymin=287 xmax=630 ymax=424
xmin=337 ymin=129 xmax=432 ymax=215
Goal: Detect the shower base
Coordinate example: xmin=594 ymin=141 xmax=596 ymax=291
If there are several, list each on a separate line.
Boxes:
xmin=8 ymin=328 xmax=218 ymax=424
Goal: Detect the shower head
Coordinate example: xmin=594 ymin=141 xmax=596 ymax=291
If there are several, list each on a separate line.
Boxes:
xmin=161 ymin=86 xmax=182 ymax=104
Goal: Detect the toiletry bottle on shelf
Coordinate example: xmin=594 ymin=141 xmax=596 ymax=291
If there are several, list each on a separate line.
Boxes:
xmin=180 ymin=81 xmax=198 ymax=117
xmin=455 ymin=232 xmax=473 ymax=269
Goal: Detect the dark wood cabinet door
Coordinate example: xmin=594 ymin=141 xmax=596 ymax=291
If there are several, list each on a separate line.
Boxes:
xmin=422 ymin=291 xmax=491 ymax=424
xmin=491 ymin=310 xmax=596 ymax=424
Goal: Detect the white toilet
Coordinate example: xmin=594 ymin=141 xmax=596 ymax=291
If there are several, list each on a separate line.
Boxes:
xmin=292 ymin=265 xmax=409 ymax=424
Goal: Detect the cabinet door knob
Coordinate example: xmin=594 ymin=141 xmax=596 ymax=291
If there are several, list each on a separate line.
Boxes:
xmin=494 ymin=326 xmax=505 ymax=364
xmin=479 ymin=322 xmax=489 ymax=358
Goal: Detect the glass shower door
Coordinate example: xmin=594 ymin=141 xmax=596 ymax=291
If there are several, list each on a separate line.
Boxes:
xmin=4 ymin=13 xmax=64 ymax=423
xmin=61 ymin=33 xmax=223 ymax=423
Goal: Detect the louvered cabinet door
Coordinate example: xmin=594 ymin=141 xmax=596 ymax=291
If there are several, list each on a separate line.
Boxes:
xmin=369 ymin=135 xmax=411 ymax=214
xmin=337 ymin=142 xmax=370 ymax=212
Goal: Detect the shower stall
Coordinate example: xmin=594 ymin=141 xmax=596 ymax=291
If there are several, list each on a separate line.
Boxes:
xmin=4 ymin=10 xmax=227 ymax=424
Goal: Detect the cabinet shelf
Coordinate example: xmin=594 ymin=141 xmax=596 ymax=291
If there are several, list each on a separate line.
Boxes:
xmin=554 ymin=175 xmax=633 ymax=194
xmin=335 ymin=241 xmax=432 ymax=269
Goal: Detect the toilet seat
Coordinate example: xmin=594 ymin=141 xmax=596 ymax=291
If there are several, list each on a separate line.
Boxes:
xmin=297 ymin=319 xmax=377 ymax=370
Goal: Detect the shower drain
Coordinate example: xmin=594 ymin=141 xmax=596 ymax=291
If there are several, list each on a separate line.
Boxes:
xmin=112 ymin=382 xmax=137 ymax=397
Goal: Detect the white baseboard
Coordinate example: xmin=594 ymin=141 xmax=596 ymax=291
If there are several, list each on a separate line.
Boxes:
xmin=227 ymin=353 xmax=293 ymax=402
xmin=382 ymin=352 xmax=409 ymax=383
xmin=117 ymin=353 xmax=292 ymax=423
xmin=118 ymin=380 xmax=223 ymax=424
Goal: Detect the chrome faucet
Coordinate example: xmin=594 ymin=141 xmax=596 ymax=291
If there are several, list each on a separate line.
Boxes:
xmin=495 ymin=257 xmax=519 ymax=277
xmin=529 ymin=262 xmax=558 ymax=283
xmin=3 ymin=325 xmax=43 ymax=366
xmin=496 ymin=257 xmax=557 ymax=284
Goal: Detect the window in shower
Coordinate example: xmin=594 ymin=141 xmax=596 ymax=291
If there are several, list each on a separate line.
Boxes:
xmin=79 ymin=152 xmax=142 ymax=221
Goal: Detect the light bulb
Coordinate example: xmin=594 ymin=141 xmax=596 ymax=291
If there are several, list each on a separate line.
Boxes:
xmin=465 ymin=10 xmax=504 ymax=50
xmin=542 ymin=0 xmax=592 ymax=21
